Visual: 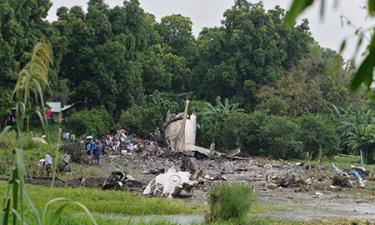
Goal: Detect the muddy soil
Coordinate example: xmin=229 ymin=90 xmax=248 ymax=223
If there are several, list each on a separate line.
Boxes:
xmin=260 ymin=190 xmax=375 ymax=221
xmin=17 ymin=152 xmax=375 ymax=222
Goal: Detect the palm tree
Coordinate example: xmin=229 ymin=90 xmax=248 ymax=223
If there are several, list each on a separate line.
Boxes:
xmin=335 ymin=106 xmax=375 ymax=163
xmin=345 ymin=124 xmax=375 ymax=164
xmin=200 ymin=97 xmax=244 ymax=148
xmin=205 ymin=96 xmax=244 ymax=116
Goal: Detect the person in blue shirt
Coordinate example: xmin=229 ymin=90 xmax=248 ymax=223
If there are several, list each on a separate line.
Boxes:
xmin=85 ymin=141 xmax=92 ymax=155
xmin=92 ymin=140 xmax=100 ymax=164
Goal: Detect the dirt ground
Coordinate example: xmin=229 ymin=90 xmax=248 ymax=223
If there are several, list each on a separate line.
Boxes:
xmin=260 ymin=190 xmax=375 ymax=221
xmin=19 ymin=151 xmax=375 ymax=222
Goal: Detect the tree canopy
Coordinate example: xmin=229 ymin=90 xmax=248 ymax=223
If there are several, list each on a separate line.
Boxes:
xmin=0 ymin=0 xmax=372 ymax=160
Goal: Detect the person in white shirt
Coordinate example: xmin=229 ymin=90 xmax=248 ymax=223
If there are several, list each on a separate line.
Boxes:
xmin=44 ymin=153 xmax=53 ymax=176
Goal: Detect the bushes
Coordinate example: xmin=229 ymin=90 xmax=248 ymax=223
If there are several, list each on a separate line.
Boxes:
xmin=68 ymin=108 xmax=112 ymax=137
xmin=258 ymin=115 xmax=303 ymax=159
xmin=197 ymin=104 xmax=339 ymax=159
xmin=209 ymin=184 xmax=255 ymax=222
xmin=198 ymin=108 xmax=303 ymax=158
xmin=197 ymin=111 xmax=249 ymax=152
xmin=196 ymin=97 xmax=248 ymax=152
xmin=298 ymin=115 xmax=339 ymax=159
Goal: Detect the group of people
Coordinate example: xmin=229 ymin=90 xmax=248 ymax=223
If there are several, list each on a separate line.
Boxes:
xmin=60 ymin=128 xmax=136 ymax=165
xmin=85 ymin=139 xmax=104 ymax=164
xmin=83 ymin=130 xmax=135 ymax=164
xmin=62 ymin=130 xmax=76 ymax=142
xmin=41 ymin=152 xmax=71 ymax=175
xmin=104 ymin=129 xmax=135 ymax=153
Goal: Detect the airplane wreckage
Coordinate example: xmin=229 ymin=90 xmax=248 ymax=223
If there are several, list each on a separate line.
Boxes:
xmin=143 ymin=100 xmax=242 ymax=198
xmin=162 ymin=99 xmax=240 ymax=158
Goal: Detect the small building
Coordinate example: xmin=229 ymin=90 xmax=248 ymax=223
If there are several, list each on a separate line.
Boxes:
xmin=46 ymin=102 xmax=74 ymax=123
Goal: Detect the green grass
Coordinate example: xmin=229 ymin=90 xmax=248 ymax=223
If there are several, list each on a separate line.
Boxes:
xmin=60 ymin=163 xmax=111 ymax=180
xmin=319 ymin=154 xmax=375 ymax=173
xmin=23 ymin=212 xmax=369 ymax=225
xmin=0 ymin=181 xmax=281 ymax=225
xmin=0 ymin=129 xmax=59 ymax=177
xmin=307 ymin=154 xmax=375 ymax=196
xmin=0 ymin=181 xmax=204 ymax=216
xmin=337 ymin=154 xmax=375 ymax=173
xmin=23 ymin=210 xmax=181 ymax=225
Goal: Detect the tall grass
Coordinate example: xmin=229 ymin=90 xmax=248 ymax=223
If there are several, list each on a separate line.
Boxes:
xmin=0 ymin=41 xmax=97 ymax=225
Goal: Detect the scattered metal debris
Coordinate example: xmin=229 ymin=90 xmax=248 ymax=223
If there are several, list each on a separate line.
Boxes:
xmin=331 ymin=163 xmax=367 ymax=188
xmin=102 ymin=170 xmax=143 ymax=191
xmin=143 ymin=167 xmax=198 ymax=198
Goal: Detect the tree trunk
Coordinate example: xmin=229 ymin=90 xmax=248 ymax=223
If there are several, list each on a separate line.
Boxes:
xmin=367 ymin=148 xmax=375 ymax=164
xmin=363 ymin=146 xmax=369 ymax=164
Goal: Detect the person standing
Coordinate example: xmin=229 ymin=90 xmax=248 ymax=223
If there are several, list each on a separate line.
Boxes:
xmin=62 ymin=153 xmax=71 ymax=172
xmin=93 ymin=140 xmax=100 ymax=164
xmin=85 ymin=141 xmax=92 ymax=155
xmin=44 ymin=153 xmax=53 ymax=176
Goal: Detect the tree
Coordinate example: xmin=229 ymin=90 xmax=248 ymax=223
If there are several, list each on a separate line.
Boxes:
xmin=346 ymin=124 xmax=375 ymax=164
xmin=54 ymin=0 xmax=155 ymax=115
xmin=255 ymin=69 xmax=329 ymax=116
xmin=118 ymin=91 xmax=179 ymax=137
xmin=192 ymin=2 xmax=312 ymax=109
xmin=0 ymin=0 xmax=55 ymax=117
xmin=285 ymin=0 xmax=375 ymax=95
xmin=336 ymin=108 xmax=375 ymax=163
xmin=197 ymin=97 xmax=246 ymax=151
xmin=157 ymin=14 xmax=197 ymax=65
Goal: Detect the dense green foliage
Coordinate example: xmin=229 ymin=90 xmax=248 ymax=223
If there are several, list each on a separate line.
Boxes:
xmin=0 ymin=0 xmax=373 ymax=160
xmin=118 ymin=91 xmax=179 ymax=136
xmin=0 ymin=0 xmax=331 ymax=115
xmin=197 ymin=109 xmax=339 ymax=159
xmin=336 ymin=109 xmax=375 ymax=164
xmin=298 ymin=115 xmax=339 ymax=158
xmin=193 ymin=3 xmax=312 ymax=109
xmin=68 ymin=108 xmax=112 ymax=137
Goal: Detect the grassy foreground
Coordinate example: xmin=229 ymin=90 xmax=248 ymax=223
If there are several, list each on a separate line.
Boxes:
xmin=0 ymin=181 xmax=203 ymax=216
xmin=0 ymin=182 xmax=369 ymax=225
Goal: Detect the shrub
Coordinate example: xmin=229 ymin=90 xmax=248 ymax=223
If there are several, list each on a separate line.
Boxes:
xmin=258 ymin=115 xmax=303 ymax=159
xmin=235 ymin=110 xmax=268 ymax=156
xmin=68 ymin=107 xmax=112 ymax=137
xmin=298 ymin=115 xmax=339 ymax=158
xmin=197 ymin=111 xmax=249 ymax=152
xmin=208 ymin=184 xmax=255 ymax=222
xmin=196 ymin=97 xmax=248 ymax=152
